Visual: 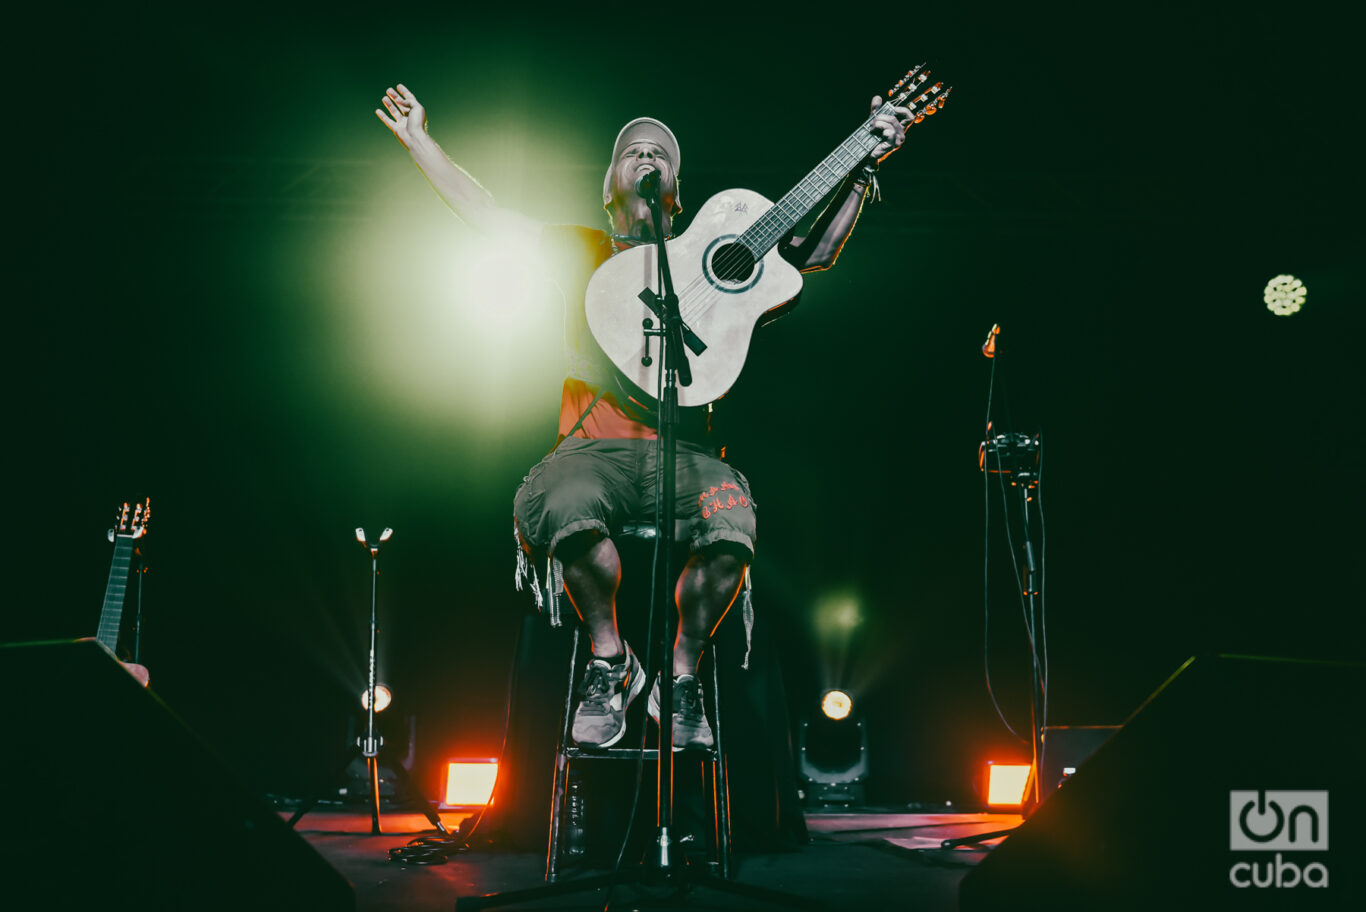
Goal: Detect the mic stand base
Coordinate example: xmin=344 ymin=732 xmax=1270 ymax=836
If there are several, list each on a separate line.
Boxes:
xmin=457 ymin=859 xmax=828 ymax=912
xmin=286 ymin=747 xmax=450 ymax=837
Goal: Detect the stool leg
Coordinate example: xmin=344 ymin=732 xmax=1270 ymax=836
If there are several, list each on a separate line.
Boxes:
xmin=710 ymin=642 xmax=732 ymax=879
xmin=545 ymin=627 xmax=582 ymax=882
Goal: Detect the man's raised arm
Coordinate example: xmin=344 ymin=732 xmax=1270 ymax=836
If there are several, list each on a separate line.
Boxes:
xmin=784 ymin=95 xmax=913 ymax=272
xmin=376 ymin=84 xmax=542 ymax=243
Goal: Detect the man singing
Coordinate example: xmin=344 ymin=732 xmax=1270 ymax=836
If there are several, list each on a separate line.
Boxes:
xmin=376 ymin=83 xmax=912 ymax=751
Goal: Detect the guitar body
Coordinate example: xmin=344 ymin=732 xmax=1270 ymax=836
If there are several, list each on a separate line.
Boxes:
xmin=586 ymin=67 xmax=950 ymax=407
xmin=586 ymin=188 xmax=803 ymax=407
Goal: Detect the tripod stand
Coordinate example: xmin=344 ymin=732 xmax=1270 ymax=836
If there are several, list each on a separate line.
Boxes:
xmin=459 ymin=177 xmax=815 ymax=911
xmin=289 ymin=527 xmax=449 ymax=837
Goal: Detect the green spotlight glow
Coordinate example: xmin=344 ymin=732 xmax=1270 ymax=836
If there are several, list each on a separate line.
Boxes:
xmin=453 ymin=235 xmax=557 ymax=332
xmin=325 ymin=188 xmax=566 ymax=434
xmin=813 ymin=592 xmax=863 ymax=637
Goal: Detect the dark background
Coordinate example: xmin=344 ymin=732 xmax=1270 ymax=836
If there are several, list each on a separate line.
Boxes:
xmin=15 ymin=4 xmax=1362 ymax=808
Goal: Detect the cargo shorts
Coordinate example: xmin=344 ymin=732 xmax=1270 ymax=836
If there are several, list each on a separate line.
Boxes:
xmin=513 ymin=437 xmax=757 ymax=561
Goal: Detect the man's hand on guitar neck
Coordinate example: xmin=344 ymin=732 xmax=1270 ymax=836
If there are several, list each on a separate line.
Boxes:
xmin=782 ymin=95 xmax=914 ymax=272
xmin=867 ymin=95 xmax=914 ymax=164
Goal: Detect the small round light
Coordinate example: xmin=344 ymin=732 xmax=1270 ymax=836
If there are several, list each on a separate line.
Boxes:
xmin=1264 ymin=274 xmax=1306 ymax=316
xmin=360 ymin=684 xmax=392 ymax=712
xmin=821 ymin=689 xmax=853 ymax=721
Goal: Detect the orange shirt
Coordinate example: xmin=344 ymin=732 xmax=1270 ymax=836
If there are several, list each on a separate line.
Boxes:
xmin=541 ymin=225 xmax=711 ymax=445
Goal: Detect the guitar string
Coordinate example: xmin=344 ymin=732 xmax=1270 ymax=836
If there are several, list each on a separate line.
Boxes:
xmin=675 ymin=89 xmax=930 ymax=326
xmin=669 ymin=128 xmax=873 ymax=327
xmin=697 ymin=73 xmax=947 ymax=291
xmin=669 ymin=104 xmax=892 ymax=330
xmin=683 ymin=83 xmax=945 ymax=321
xmin=627 ymin=79 xmax=943 ymax=378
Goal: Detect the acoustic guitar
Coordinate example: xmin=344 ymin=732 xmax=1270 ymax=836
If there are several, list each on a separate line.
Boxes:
xmin=95 ymin=498 xmax=151 ymax=687
xmin=586 ymin=65 xmax=951 ymax=407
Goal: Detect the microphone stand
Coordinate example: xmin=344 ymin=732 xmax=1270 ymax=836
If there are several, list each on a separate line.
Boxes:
xmin=942 ymin=425 xmax=1047 ymax=849
xmin=289 ymin=527 xmax=449 ymax=837
xmin=642 ymin=171 xmax=686 ymax=872
xmin=459 ymin=179 xmax=816 ymax=910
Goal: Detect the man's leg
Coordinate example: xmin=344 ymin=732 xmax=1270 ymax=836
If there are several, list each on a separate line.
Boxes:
xmin=646 ymin=545 xmax=747 ymax=751
xmin=558 ymin=529 xmax=646 ymax=749
xmin=558 ymin=529 xmax=624 ymax=658
xmin=673 ymin=545 xmax=747 ymax=676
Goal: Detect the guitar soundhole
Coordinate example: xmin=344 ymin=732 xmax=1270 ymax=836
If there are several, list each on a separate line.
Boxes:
xmin=710 ymin=243 xmax=757 ymax=284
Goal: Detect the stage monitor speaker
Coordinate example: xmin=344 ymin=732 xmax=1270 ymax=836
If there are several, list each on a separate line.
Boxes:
xmin=0 ymin=640 xmax=354 ymax=910
xmin=1040 ymin=724 xmax=1119 ymax=796
xmin=960 ymin=654 xmax=1364 ymax=910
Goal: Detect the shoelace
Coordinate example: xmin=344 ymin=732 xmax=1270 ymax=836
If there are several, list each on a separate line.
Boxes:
xmin=578 ymin=662 xmax=613 ymax=707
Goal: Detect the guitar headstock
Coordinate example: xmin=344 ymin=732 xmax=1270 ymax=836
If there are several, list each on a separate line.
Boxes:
xmin=886 ymin=64 xmax=951 ymax=124
xmin=111 ymin=497 xmax=151 ymax=541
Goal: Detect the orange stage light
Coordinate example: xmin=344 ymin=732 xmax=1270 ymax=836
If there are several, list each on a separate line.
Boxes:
xmin=985 ymin=762 xmax=1031 ymax=807
xmin=441 ymin=758 xmax=498 ymax=809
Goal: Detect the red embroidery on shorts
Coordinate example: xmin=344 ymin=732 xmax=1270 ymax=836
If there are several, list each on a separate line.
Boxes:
xmin=698 ymin=483 xmax=749 ymax=519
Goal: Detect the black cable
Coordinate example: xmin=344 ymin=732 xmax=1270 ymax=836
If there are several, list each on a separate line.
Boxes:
xmin=980 ymin=354 xmax=1027 ymax=744
xmin=1036 ymin=433 xmax=1049 ymax=747
xmin=387 ymin=611 xmax=528 ymax=865
xmin=994 ymin=463 xmax=1043 ymax=691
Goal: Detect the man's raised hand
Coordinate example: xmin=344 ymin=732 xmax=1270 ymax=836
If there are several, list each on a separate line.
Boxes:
xmin=376 ymin=84 xmax=426 ymax=149
xmin=867 ymin=95 xmax=913 ymax=164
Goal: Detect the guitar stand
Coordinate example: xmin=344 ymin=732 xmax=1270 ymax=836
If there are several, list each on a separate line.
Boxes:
xmin=458 ymin=170 xmax=817 ymax=912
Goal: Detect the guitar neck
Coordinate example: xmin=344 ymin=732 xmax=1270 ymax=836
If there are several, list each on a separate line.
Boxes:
xmin=737 ymin=104 xmax=890 ymax=257
xmin=96 ymin=537 xmax=137 ymax=654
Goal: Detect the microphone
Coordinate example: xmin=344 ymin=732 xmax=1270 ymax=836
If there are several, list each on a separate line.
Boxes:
xmin=981 ymin=324 xmax=999 ymax=359
xmin=634 ymin=168 xmax=660 ymax=199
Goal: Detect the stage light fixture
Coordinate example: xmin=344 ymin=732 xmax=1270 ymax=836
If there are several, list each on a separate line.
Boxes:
xmin=439 ymin=758 xmax=499 ymax=810
xmin=985 ymin=762 xmax=1032 ymax=807
xmin=798 ymin=691 xmax=869 ymax=807
xmin=821 ymin=689 xmax=853 ymax=721
xmin=359 ymin=683 xmax=392 ymax=712
xmin=1264 ymin=274 xmax=1306 ymax=316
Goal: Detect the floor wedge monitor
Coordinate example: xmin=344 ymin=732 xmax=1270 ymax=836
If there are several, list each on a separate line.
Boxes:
xmin=1 ymin=639 xmax=355 ymax=910
xmin=960 ymin=653 xmax=1364 ymax=910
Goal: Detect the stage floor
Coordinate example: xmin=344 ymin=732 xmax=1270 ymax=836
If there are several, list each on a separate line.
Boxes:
xmin=286 ymin=807 xmax=1019 ymax=910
